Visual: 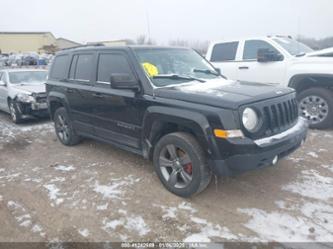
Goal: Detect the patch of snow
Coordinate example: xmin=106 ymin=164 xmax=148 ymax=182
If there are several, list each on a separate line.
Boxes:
xmin=103 ymin=215 xmax=150 ymax=236
xmin=50 ymin=177 xmax=66 ymax=183
xmin=239 ymin=207 xmax=333 ymax=242
xmin=0 ymin=168 xmax=5 ymax=173
xmin=321 ymin=164 xmax=333 ymax=173
xmin=184 ymin=217 xmax=237 ymax=242
xmin=191 ymin=217 xmax=208 ymax=225
xmin=307 ymin=152 xmax=319 ymax=158
xmin=162 ymin=207 xmax=177 ymax=219
xmin=96 ymin=203 xmax=108 ymax=211
xmin=54 ymin=165 xmax=75 ymax=172
xmin=32 ymin=224 xmax=43 ymax=233
xmin=177 ymin=79 xmax=235 ymax=97
xmin=93 ymin=175 xmax=139 ymax=200
xmin=300 ymin=202 xmax=333 ymax=233
xmin=103 ymin=219 xmax=124 ymax=230
xmin=282 ymin=170 xmax=333 ymax=201
xmin=43 ymin=184 xmax=64 ymax=206
xmin=20 ymin=219 xmax=32 ymax=227
xmin=178 ymin=202 xmax=197 ymax=213
xmin=118 ymin=209 xmax=127 ymax=215
xmin=78 ymin=228 xmax=90 ymax=237
xmin=16 ymin=214 xmax=31 ymax=222
xmin=124 ymin=216 xmax=150 ymax=236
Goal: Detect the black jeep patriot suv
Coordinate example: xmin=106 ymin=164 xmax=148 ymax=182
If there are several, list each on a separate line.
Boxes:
xmin=46 ymin=45 xmax=308 ymax=197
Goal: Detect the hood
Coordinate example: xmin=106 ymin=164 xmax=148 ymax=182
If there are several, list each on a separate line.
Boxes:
xmin=154 ymin=79 xmax=294 ymax=109
xmin=11 ymin=82 xmax=46 ymax=94
xmin=305 ymin=47 xmax=333 ymax=57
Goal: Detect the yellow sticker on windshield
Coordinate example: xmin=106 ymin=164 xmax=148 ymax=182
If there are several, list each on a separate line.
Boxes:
xmin=142 ymin=62 xmax=159 ymax=77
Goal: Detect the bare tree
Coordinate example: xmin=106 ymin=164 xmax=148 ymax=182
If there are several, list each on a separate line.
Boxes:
xmin=297 ymin=36 xmax=333 ymax=50
xmin=169 ymin=39 xmax=209 ymax=55
xmin=40 ymin=44 xmax=58 ymax=54
xmin=135 ymin=35 xmax=156 ymax=45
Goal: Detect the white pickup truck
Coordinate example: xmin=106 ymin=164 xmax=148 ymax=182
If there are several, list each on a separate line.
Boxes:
xmin=206 ymin=36 xmax=333 ymax=129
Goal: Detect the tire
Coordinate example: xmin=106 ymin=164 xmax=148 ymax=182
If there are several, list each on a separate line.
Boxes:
xmin=8 ymin=100 xmax=23 ymax=124
xmin=53 ymin=107 xmax=81 ymax=146
xmin=297 ymin=87 xmax=333 ymax=129
xmin=153 ymin=132 xmax=212 ymax=197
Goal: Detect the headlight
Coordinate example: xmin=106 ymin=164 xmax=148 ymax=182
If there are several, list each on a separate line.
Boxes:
xmin=242 ymin=108 xmax=259 ymax=132
xmin=16 ymin=93 xmax=35 ymax=103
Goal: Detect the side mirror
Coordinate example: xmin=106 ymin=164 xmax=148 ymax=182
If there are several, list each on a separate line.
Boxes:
xmin=110 ymin=73 xmax=140 ymax=91
xmin=257 ymin=48 xmax=283 ymax=62
xmin=0 ymin=81 xmax=6 ymax=87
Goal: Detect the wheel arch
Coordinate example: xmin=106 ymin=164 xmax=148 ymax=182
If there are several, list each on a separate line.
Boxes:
xmin=142 ymin=106 xmax=216 ymax=160
xmin=47 ymin=92 xmax=70 ymax=120
xmin=288 ymin=74 xmax=333 ymax=93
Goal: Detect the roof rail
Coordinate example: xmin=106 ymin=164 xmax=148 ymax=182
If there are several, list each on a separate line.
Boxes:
xmin=60 ymin=43 xmax=105 ymax=51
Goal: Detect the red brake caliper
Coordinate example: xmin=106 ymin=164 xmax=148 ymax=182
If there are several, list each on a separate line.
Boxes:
xmin=183 ymin=163 xmax=193 ymax=175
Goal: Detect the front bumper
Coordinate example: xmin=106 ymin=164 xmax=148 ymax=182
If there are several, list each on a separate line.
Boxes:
xmin=18 ymin=102 xmax=49 ymax=118
xmin=209 ymin=118 xmax=308 ymax=176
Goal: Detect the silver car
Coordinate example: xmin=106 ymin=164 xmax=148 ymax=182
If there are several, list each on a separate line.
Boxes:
xmin=0 ymin=69 xmax=48 ymax=123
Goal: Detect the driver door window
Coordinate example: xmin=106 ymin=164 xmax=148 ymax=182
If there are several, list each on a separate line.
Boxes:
xmin=237 ymin=40 xmax=286 ymax=84
xmin=243 ymin=40 xmax=281 ymax=60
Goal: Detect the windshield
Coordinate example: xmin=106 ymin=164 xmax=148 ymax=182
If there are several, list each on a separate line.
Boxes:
xmin=8 ymin=71 xmax=47 ymax=84
xmin=133 ymin=48 xmax=221 ymax=87
xmin=272 ymin=37 xmax=313 ymax=56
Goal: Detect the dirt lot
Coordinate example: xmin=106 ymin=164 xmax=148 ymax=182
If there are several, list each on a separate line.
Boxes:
xmin=0 ymin=111 xmax=332 ymax=243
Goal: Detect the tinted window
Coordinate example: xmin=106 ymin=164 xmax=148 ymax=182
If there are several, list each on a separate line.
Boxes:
xmin=211 ymin=42 xmax=238 ymax=62
xmin=75 ymin=54 xmax=93 ymax=81
xmin=243 ymin=40 xmax=279 ymax=60
xmin=97 ymin=53 xmax=134 ymax=82
xmin=50 ymin=55 xmax=69 ymax=80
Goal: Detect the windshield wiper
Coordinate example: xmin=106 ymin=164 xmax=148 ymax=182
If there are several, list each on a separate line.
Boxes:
xmin=295 ymin=52 xmax=306 ymax=57
xmin=193 ymin=68 xmax=219 ymax=76
xmin=153 ymin=74 xmax=206 ymax=83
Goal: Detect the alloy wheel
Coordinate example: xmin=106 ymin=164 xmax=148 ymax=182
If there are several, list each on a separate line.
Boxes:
xmin=9 ymin=102 xmax=17 ymax=122
xmin=159 ymin=144 xmax=193 ymax=189
xmin=299 ymin=95 xmax=329 ymax=124
xmin=56 ymin=114 xmax=70 ymax=142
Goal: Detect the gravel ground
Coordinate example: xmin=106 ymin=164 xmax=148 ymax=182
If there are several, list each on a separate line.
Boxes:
xmin=0 ymin=111 xmax=332 ymax=243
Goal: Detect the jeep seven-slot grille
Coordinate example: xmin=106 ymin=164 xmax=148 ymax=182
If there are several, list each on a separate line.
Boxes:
xmin=263 ymin=98 xmax=298 ymax=135
xmin=241 ymin=93 xmax=299 ymax=139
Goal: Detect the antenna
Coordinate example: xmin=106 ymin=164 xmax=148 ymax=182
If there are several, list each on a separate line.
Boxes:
xmin=144 ymin=1 xmax=151 ymax=42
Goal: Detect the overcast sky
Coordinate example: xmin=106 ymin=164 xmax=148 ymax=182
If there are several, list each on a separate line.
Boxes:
xmin=0 ymin=0 xmax=332 ymax=44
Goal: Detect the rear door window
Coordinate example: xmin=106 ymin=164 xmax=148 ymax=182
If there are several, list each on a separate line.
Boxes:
xmin=74 ymin=54 xmax=94 ymax=82
xmin=49 ymin=55 xmax=69 ymax=80
xmin=210 ymin=42 xmax=239 ymax=62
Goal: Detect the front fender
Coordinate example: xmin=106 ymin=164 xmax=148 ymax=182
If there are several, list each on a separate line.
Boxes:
xmin=142 ymin=106 xmax=221 ymax=159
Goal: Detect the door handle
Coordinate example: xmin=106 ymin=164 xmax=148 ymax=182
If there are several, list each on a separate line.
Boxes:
xmin=66 ymin=88 xmax=74 ymax=93
xmin=92 ymin=93 xmax=105 ymax=98
xmin=238 ymin=66 xmax=249 ymax=70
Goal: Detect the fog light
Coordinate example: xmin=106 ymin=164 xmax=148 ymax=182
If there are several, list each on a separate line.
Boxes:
xmin=272 ymin=156 xmax=278 ymax=165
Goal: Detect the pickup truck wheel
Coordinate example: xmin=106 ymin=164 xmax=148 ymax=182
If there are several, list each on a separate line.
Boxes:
xmin=153 ymin=132 xmax=212 ymax=197
xmin=297 ymin=88 xmax=333 ymax=129
xmin=54 ymin=107 xmax=81 ymax=146
xmin=8 ymin=100 xmax=23 ymax=124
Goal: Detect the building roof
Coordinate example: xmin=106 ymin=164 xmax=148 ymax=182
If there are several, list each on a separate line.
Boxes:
xmin=56 ymin=37 xmax=82 ymax=45
xmin=0 ymin=31 xmax=52 ymax=34
xmin=0 ymin=31 xmax=56 ymax=39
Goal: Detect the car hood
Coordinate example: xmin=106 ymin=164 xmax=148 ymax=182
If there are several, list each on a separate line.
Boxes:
xmin=305 ymin=47 xmax=333 ymax=57
xmin=11 ymin=83 xmax=46 ymax=94
xmin=154 ymin=79 xmax=294 ymax=109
